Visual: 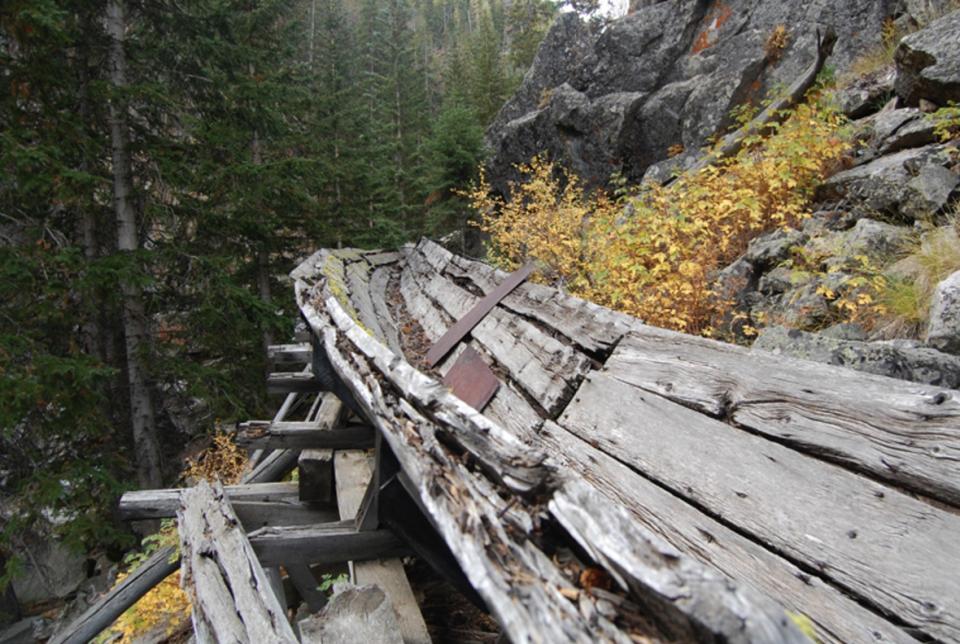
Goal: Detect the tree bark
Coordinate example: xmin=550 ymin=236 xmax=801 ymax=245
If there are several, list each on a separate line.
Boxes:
xmin=251 ymin=128 xmax=273 ymax=357
xmin=106 ymin=0 xmax=162 ymax=489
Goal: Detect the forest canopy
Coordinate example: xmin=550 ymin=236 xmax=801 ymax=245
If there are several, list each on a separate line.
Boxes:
xmin=0 ymin=0 xmax=562 ymax=580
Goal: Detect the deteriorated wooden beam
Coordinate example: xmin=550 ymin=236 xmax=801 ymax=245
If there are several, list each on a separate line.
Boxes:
xmin=610 ymin=328 xmax=960 ymax=508
xmin=49 ymin=546 xmax=179 ymax=644
xmin=334 ymin=451 xmax=431 ymax=644
xmin=558 ymin=369 xmax=960 ymax=642
xmin=247 ymin=521 xmax=408 ymax=566
xmin=267 ymin=371 xmax=323 ymax=394
xmin=268 ymin=342 xmax=312 ymax=365
xmin=298 ymin=449 xmax=334 ymax=504
xmin=119 ymin=482 xmax=298 ymax=520
xmin=178 ymin=480 xmax=297 ymax=643
xmin=540 ymin=421 xmax=919 ymax=644
xmin=235 ymin=421 xmax=375 ymax=450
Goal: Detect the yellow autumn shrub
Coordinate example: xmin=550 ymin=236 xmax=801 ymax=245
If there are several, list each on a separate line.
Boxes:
xmin=469 ymin=91 xmax=850 ymax=335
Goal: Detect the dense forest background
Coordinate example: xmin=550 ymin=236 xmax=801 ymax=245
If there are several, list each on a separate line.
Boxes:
xmin=0 ymin=0 xmax=571 ymax=573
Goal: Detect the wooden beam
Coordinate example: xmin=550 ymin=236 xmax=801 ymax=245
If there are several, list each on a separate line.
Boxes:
xmin=268 ymin=342 xmax=312 ymax=365
xmin=285 ymin=564 xmax=327 ymax=613
xmin=178 ymin=480 xmax=297 ymax=643
xmin=608 ymin=328 xmax=960 ymax=508
xmin=298 ymin=449 xmax=334 ymax=504
xmin=540 ymin=421 xmax=918 ymax=644
xmin=267 ymin=371 xmax=323 ymax=394
xmin=48 ymin=546 xmax=179 ymax=644
xmin=244 ymin=447 xmax=300 ymax=483
xmin=235 ymin=422 xmax=375 ymax=450
xmin=247 ymin=521 xmax=407 ymax=567
xmin=558 ymin=371 xmax=960 ymax=642
xmin=119 ymin=482 xmax=298 ymax=520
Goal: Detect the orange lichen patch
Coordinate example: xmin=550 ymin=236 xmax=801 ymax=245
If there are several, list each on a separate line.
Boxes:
xmin=691 ymin=3 xmax=733 ymax=55
xmin=692 ymin=29 xmax=713 ymax=54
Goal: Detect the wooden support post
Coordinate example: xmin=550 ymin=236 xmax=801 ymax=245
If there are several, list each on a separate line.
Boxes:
xmin=299 ymin=449 xmax=334 ymax=504
xmin=285 ymin=564 xmax=327 ymax=613
xmin=268 ymin=342 xmax=312 ymax=366
xmin=334 ymin=451 xmax=431 ymax=644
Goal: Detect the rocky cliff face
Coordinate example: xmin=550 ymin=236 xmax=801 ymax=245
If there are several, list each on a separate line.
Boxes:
xmin=486 ymin=2 xmax=960 ymax=387
xmin=486 ymin=0 xmax=944 ymax=194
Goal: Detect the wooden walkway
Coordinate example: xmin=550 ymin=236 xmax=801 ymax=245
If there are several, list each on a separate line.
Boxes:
xmin=63 ymin=238 xmax=960 ymax=643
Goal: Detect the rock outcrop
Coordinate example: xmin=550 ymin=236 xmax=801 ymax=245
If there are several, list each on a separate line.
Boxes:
xmin=755 ymin=325 xmax=960 ymax=387
xmin=895 ymin=9 xmax=960 ymax=106
xmin=487 ymin=0 xmax=912 ymax=193
xmin=926 ymin=270 xmax=960 ymax=353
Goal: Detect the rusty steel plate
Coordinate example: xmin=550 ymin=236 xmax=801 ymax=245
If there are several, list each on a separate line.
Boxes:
xmin=442 ymin=346 xmax=500 ymax=412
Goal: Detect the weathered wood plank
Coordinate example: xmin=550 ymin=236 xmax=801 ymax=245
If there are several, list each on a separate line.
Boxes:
xmin=334 ymin=451 xmax=431 ymax=644
xmin=405 ymin=249 xmax=590 ymax=416
xmin=267 ymin=342 xmax=312 ymax=365
xmin=605 ymin=328 xmax=960 ymax=507
xmin=540 ymin=421 xmax=919 ymax=644
xmin=290 ymin=250 xmax=326 ymax=282
xmin=424 ymin=260 xmax=534 ymax=367
xmin=364 ymin=250 xmax=403 ymax=267
xmin=557 ymin=372 xmax=960 ymax=642
xmin=178 ymin=480 xmax=297 ymax=643
xmin=235 ymin=422 xmax=375 ymax=450
xmin=346 ymin=259 xmax=389 ymax=344
xmin=231 ymin=501 xmax=339 ymax=531
xmin=369 ymin=266 xmax=403 ymax=355
xmin=267 ymin=371 xmax=323 ymax=394
xmin=420 ymin=239 xmax=635 ymax=355
xmin=119 ymin=482 xmax=299 ymax=520
xmin=244 ymin=448 xmax=300 ymax=483
xmin=49 ymin=546 xmax=180 ymax=644
xmin=551 ymin=480 xmax=810 ymax=643
xmin=247 ymin=521 xmax=408 ymax=567
xmin=302 ymin=279 xmax=806 ymax=643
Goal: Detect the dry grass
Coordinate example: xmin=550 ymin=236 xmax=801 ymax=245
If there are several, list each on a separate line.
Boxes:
xmin=878 ymin=217 xmax=960 ymax=337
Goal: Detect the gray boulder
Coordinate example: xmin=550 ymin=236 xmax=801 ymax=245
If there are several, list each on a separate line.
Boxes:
xmin=9 ymin=537 xmax=87 ymax=605
xmin=487 ymin=0 xmax=904 ymax=193
xmin=816 ymin=143 xmax=956 ymax=220
xmin=895 ymin=9 xmax=960 ymax=106
xmin=926 ymin=270 xmax=960 ymax=353
xmin=754 ymin=325 xmax=960 ymax=387
xmin=836 ymin=67 xmax=896 ymax=118
xmin=299 ymin=584 xmax=402 ymax=644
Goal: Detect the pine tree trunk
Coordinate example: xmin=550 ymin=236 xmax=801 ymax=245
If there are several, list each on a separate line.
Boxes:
xmin=106 ymin=0 xmax=162 ymax=489
xmin=251 ymin=129 xmax=273 ymax=356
